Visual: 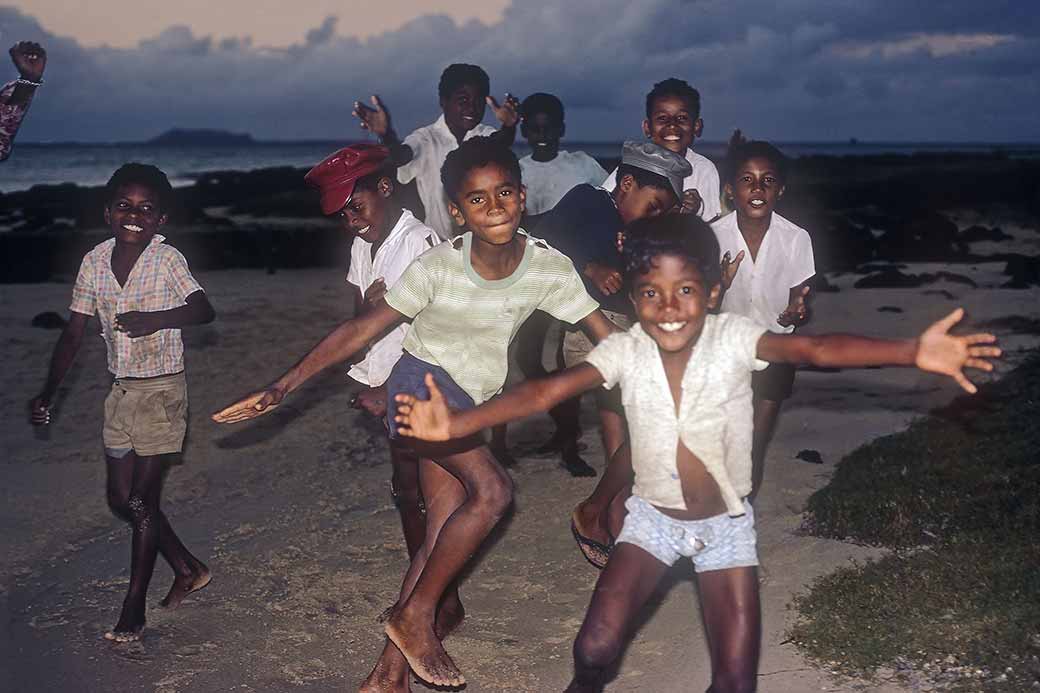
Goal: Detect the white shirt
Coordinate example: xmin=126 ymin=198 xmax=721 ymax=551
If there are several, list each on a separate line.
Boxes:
xmin=603 ymin=147 xmax=721 ymax=221
xmin=519 ymin=151 xmax=608 ymax=215
xmin=397 ymin=114 xmax=497 ymax=241
xmin=586 ymin=315 xmax=768 ymax=516
xmin=712 ymin=211 xmax=816 ymax=334
xmin=346 ymin=209 xmax=440 ymax=386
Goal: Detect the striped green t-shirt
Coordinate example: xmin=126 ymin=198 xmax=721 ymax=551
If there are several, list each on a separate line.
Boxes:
xmin=384 ymin=230 xmax=600 ymax=404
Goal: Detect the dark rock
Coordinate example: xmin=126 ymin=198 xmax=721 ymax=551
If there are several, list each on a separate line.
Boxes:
xmin=923 ymin=289 xmax=956 ymax=300
xmin=959 ymin=225 xmax=1013 ymax=243
xmin=808 ymin=274 xmax=840 ymax=293
xmin=855 ymin=263 xmax=906 ymax=274
xmin=1002 ymin=255 xmax=1040 ymax=288
xmin=31 ymin=311 xmax=66 ymax=329
xmin=876 ymin=211 xmax=962 ymax=262
xmin=855 ymin=269 xmax=926 ymax=288
xmin=796 ymin=449 xmax=824 ymax=464
xmin=932 ymin=271 xmax=976 ymax=288
xmin=878 ymin=306 xmax=904 ymax=313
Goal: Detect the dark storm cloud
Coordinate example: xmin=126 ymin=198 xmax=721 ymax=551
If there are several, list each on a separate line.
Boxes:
xmin=1 ymin=0 xmax=1037 ymax=142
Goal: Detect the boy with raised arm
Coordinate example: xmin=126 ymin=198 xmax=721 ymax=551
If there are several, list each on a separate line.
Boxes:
xmin=393 ymin=215 xmax=999 ymax=693
xmin=214 ymin=137 xmax=617 ymax=690
xmin=353 ymin=63 xmax=520 ymax=241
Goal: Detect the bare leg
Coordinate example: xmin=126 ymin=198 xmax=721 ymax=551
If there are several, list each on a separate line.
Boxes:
xmin=103 ymin=453 xmax=206 ymax=640
xmin=749 ymin=399 xmax=781 ymax=505
xmin=697 ymin=567 xmax=761 ymax=693
xmin=565 ymin=542 xmax=671 ymax=692
xmin=362 ymin=457 xmax=475 ymax=690
xmin=385 ymin=444 xmax=512 ymax=686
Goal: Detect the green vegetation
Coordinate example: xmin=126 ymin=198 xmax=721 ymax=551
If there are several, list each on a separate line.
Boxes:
xmin=789 ymin=350 xmax=1040 ymax=691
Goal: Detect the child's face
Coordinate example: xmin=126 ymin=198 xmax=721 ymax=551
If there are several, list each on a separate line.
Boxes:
xmin=104 ymin=183 xmax=166 ymax=245
xmin=448 ymin=163 xmax=525 ymax=245
xmin=630 ymin=253 xmax=720 ymax=355
xmin=521 ymin=112 xmax=563 ymax=154
xmin=642 ymin=95 xmax=702 ymax=155
xmin=725 ymin=156 xmax=784 ymax=221
xmin=334 ymin=178 xmax=392 ymax=243
xmin=615 ymin=175 xmax=677 ymax=226
xmin=441 ymin=84 xmax=487 ymax=135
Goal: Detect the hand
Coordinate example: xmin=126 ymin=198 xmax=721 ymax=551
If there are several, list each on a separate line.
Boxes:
xmin=486 ymin=93 xmax=520 ymax=128
xmin=10 ymin=42 xmax=46 ymax=82
xmin=362 ymin=278 xmax=387 ymax=308
xmin=211 ymin=387 xmax=286 ymax=423
xmin=29 ymin=395 xmax=51 ymax=425
xmin=114 ymin=311 xmax=163 ymax=338
xmin=778 ymin=286 xmax=811 ymax=327
xmin=352 ymin=95 xmax=391 ymax=138
xmin=584 ymin=262 xmax=623 ymax=295
xmin=915 ymin=308 xmax=1001 ymax=394
xmin=351 ymin=386 xmax=387 ymax=418
xmin=720 ymin=250 xmax=745 ymax=291
xmin=680 ymin=189 xmax=703 ymax=216
xmin=393 ymin=373 xmax=453 ymax=441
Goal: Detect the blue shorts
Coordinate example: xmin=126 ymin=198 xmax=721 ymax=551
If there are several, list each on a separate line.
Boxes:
xmin=385 ymin=352 xmax=475 ymax=439
xmin=616 ymin=496 xmax=759 ymax=573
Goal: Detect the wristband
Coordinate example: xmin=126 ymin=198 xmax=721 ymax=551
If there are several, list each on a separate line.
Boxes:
xmin=16 ymin=77 xmax=42 ymax=88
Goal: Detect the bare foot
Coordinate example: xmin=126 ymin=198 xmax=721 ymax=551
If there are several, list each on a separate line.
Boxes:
xmin=564 ymin=679 xmax=600 ymax=693
xmin=160 ymin=563 xmax=211 ymax=609
xmin=358 ymin=655 xmax=411 ymax=692
xmin=104 ymin=613 xmax=144 ymax=643
xmin=385 ymin=609 xmax=464 ymax=687
xmin=572 ymin=503 xmax=611 ymax=550
xmin=434 ymin=593 xmax=465 ymax=640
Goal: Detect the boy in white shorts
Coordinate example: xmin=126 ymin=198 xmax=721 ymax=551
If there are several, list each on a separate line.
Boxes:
xmin=392 ymin=214 xmax=999 ymax=692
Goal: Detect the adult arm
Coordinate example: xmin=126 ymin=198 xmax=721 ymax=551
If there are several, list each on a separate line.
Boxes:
xmin=757 ymin=308 xmax=1000 ymax=393
xmin=29 ymin=311 xmax=90 ymax=420
xmin=212 ymin=301 xmax=406 ymax=422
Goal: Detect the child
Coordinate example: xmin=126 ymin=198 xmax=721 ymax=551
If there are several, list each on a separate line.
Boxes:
xmin=712 ymin=139 xmax=814 ymax=502
xmin=213 ymin=136 xmax=617 ymax=689
xmin=29 ymin=163 xmax=216 ymax=642
xmin=1 ymin=41 xmax=46 ymax=162
xmin=518 ymin=92 xmax=607 ymax=215
xmin=392 ymin=215 xmax=1000 ymax=693
xmin=352 ymin=63 xmax=520 ymax=241
xmin=603 ymin=78 xmax=721 ymax=221
xmin=539 ymin=140 xmax=690 ymax=560
xmin=304 ymin=143 xmax=462 ymax=629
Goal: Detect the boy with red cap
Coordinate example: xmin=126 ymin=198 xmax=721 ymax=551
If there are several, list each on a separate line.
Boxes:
xmin=304 ymin=144 xmax=460 ymax=632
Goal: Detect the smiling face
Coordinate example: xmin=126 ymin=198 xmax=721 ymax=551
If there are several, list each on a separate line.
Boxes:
xmin=725 ymin=155 xmax=785 ymax=221
xmin=447 ymin=162 xmax=525 ymax=245
xmin=105 ymin=183 xmax=166 ymax=245
xmin=630 ymin=253 xmax=720 ymax=356
xmin=642 ymin=95 xmax=702 ymax=155
xmin=334 ymin=177 xmax=393 ymax=243
xmin=441 ymin=83 xmax=487 ymax=138
xmin=521 ymin=111 xmax=564 ymax=160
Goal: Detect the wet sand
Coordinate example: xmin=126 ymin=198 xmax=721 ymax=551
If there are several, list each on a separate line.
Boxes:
xmin=2 ymin=223 xmax=1039 ymax=692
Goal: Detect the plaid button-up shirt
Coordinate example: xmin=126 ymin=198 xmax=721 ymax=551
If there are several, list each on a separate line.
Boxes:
xmin=70 ymin=235 xmax=204 ymax=378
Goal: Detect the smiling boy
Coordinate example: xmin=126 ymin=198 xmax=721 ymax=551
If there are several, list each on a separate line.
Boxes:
xmin=353 ymin=63 xmax=520 ymax=241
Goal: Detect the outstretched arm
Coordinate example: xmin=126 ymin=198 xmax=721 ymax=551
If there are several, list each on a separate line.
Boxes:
xmin=757 ymin=308 xmax=1000 ymax=393
xmin=30 ymin=311 xmax=89 ymax=422
xmin=352 ymin=95 xmax=413 ymax=167
xmin=487 ymin=93 xmax=520 ymax=146
xmin=395 ymin=363 xmax=605 ymax=441
xmin=212 ymin=301 xmax=405 ymax=423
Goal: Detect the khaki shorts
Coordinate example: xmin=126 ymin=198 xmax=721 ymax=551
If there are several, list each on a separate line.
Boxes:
xmin=563 ymin=310 xmax=633 ymax=414
xmin=103 ymin=372 xmax=188 ymax=458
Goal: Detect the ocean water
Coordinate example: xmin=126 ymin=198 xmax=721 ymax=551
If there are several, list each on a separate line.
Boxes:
xmin=2 ymin=140 xmax=1038 ymax=194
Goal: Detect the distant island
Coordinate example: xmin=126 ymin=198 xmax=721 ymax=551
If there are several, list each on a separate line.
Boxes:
xmin=147 ymin=128 xmax=255 ymax=146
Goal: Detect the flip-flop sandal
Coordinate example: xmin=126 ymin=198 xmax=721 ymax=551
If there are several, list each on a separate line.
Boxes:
xmin=570 ymin=518 xmax=612 ymax=570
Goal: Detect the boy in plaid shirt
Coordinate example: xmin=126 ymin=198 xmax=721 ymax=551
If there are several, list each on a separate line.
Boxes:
xmin=30 ymin=163 xmax=216 ymax=642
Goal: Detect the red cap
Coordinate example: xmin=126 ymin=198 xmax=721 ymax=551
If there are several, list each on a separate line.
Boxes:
xmin=305 ymin=143 xmax=391 ymax=215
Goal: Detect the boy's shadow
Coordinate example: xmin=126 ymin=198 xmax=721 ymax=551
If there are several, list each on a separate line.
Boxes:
xmin=212 ymin=376 xmax=345 ymax=449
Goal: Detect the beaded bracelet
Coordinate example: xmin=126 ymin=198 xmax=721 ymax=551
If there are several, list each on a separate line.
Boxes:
xmin=16 ymin=77 xmax=43 ymax=88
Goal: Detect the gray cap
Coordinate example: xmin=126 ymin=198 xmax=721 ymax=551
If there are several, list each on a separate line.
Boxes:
xmin=620 ymin=140 xmax=692 ymax=201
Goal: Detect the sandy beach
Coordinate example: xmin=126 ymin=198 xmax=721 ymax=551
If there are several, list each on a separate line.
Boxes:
xmin=1 ymin=207 xmax=1037 ymax=692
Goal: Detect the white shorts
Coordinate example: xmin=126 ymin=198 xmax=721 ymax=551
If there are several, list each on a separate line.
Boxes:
xmin=616 ymin=495 xmax=759 ymax=573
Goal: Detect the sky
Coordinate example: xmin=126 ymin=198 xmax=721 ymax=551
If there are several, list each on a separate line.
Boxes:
xmin=2 ymin=1 xmax=1039 ymax=143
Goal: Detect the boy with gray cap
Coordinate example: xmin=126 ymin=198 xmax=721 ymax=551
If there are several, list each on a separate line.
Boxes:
xmin=532 ymin=140 xmax=690 ymax=560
